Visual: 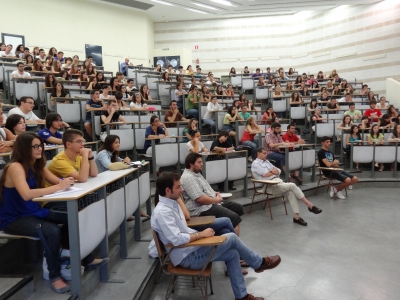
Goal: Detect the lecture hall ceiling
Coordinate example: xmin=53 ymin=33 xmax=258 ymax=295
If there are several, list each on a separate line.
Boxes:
xmin=96 ymin=0 xmax=383 ymax=21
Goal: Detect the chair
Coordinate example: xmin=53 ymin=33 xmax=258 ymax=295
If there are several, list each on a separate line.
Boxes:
xmin=153 ymin=230 xmax=226 ymax=300
xmin=249 ymin=171 xmax=287 ymax=219
xmin=314 ymin=164 xmax=348 ymax=199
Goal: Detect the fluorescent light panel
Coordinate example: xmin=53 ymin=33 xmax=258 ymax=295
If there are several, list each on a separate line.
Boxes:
xmin=151 ymin=0 xmax=174 ymax=6
xmin=187 ymin=8 xmax=208 ymax=14
xmin=194 ymin=3 xmax=219 ymax=10
xmin=210 ymin=0 xmax=235 ymax=7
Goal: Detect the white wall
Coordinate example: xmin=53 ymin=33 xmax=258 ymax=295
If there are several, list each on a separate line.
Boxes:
xmin=0 ymin=0 xmax=154 ymax=72
xmin=154 ymin=1 xmax=400 ymax=97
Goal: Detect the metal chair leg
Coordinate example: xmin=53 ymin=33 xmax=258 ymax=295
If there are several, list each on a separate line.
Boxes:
xmin=209 ymin=275 xmax=214 ymax=295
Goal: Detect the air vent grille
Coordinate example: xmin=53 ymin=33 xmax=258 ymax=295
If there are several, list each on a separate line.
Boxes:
xmin=100 ymin=0 xmax=153 ymax=10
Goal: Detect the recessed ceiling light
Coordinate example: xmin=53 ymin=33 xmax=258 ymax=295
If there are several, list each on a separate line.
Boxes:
xmin=194 ymin=3 xmax=219 ymax=10
xmin=210 ymin=0 xmax=235 ymax=7
xmin=151 ymin=0 xmax=174 ymax=6
xmin=187 ymin=8 xmax=208 ymax=14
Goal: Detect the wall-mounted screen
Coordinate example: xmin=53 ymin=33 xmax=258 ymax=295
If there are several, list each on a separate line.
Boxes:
xmin=85 ymin=44 xmax=103 ymax=67
xmin=1 ymin=33 xmax=25 ymax=50
xmin=153 ymin=56 xmax=180 ymax=70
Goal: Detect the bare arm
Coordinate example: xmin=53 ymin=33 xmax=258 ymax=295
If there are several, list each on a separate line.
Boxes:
xmin=195 ymin=192 xmax=222 ymax=205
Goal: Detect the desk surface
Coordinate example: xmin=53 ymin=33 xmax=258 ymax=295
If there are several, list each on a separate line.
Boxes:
xmin=318 ymin=167 xmax=343 ymax=171
xmin=186 ymin=216 xmax=216 ymax=227
xmin=33 ymin=168 xmax=138 ymax=202
xmin=252 ymin=179 xmax=281 ymax=185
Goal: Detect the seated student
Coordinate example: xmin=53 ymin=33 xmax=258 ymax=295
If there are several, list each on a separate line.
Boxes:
xmin=0 ymin=106 xmax=15 ymax=153
xmin=389 ymin=124 xmax=400 ymax=141
xmin=100 ymin=86 xmax=115 ymax=102
xmin=252 ymin=68 xmax=263 ymax=78
xmin=281 ymin=124 xmax=305 ymax=183
xmin=186 ymin=130 xmax=208 ymax=153
xmin=117 ymin=85 xmax=132 ymax=101
xmin=38 ymin=113 xmax=70 ymax=145
xmin=152 ymin=172 xmax=281 ymax=300
xmin=186 ymin=85 xmax=203 ymax=120
xmin=345 ymin=125 xmax=362 ymax=171
xmin=222 ymin=106 xmax=241 ymax=144
xmin=182 ymin=118 xmax=197 ymax=142
xmin=109 ymin=77 xmax=120 ymax=91
xmin=95 ymin=134 xmax=131 ymax=173
xmin=85 ymin=77 xmax=101 ymax=90
xmin=388 ymin=105 xmax=398 ymax=122
xmin=140 ymin=84 xmax=152 ymax=101
xmin=211 ymin=130 xmax=235 ymax=153
xmin=376 ymin=96 xmax=388 ymax=109
xmin=344 ymin=102 xmax=362 ymax=121
xmin=238 ymin=104 xmax=251 ymax=121
xmin=50 ymin=81 xmax=69 ymax=107
xmin=241 ymin=117 xmax=264 ymax=161
xmin=364 ymin=99 xmax=382 ymax=122
xmin=5 ymin=114 xmax=26 ymax=136
xmin=359 ymin=116 xmax=372 ymax=130
xmin=114 ymin=91 xmax=128 ymax=110
xmin=99 ymin=100 xmax=127 ymax=142
xmin=337 ymin=115 xmax=354 ymax=130
xmin=8 ymin=96 xmax=45 ymax=127
xmin=203 ymin=96 xmax=223 ymax=133
xmin=61 ymin=57 xmax=72 ymax=69
xmin=325 ymin=98 xmax=340 ymax=113
xmin=51 ymin=60 xmax=62 ymax=73
xmin=367 ymin=124 xmax=385 ymax=171
xmin=68 ymin=64 xmax=80 ymax=76
xmin=164 ymin=100 xmax=187 ymax=127
xmin=0 ymin=132 xmax=106 ymax=294
xmin=318 ymin=136 xmax=358 ymax=199
xmin=263 ymin=122 xmax=301 ymax=180
xmin=59 ymin=70 xmax=70 ymax=81
xmin=262 ymin=106 xmax=277 ymax=124
xmin=12 ymin=62 xmax=31 ymax=78
xmin=130 ymin=92 xmax=149 ymax=114
xmin=252 ymin=147 xmax=322 ymax=226
xmin=338 ymin=93 xmax=353 ymax=103
xmin=126 ymin=79 xmax=137 ymax=92
xmin=378 ymin=114 xmax=393 ymax=129
xmin=84 ymin=90 xmax=106 ymax=138
xmin=290 ymin=91 xmax=303 ymax=106
xmin=143 ymin=115 xmax=169 ymax=156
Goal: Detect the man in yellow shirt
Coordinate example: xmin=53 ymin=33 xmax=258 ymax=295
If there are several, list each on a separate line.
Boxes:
xmin=48 ymin=129 xmax=98 ymax=182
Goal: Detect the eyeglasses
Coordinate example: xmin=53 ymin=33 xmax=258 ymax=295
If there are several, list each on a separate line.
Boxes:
xmin=54 ymin=119 xmax=63 ymax=122
xmin=70 ymin=139 xmax=86 ymax=144
xmin=32 ymin=144 xmax=43 ymax=150
xmin=25 ymin=101 xmax=35 ymax=105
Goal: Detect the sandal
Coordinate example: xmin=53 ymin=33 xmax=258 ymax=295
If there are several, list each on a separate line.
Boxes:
xmin=293 ymin=175 xmax=303 ymax=183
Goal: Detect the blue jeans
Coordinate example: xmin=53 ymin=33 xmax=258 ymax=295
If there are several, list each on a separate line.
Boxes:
xmin=242 ymin=140 xmax=259 ymax=159
xmin=180 ymin=233 xmax=262 ymax=299
xmin=191 ymin=217 xmax=235 ymax=235
xmin=186 ymin=109 xmax=199 ymax=120
xmin=267 ymin=151 xmax=285 ymax=167
xmin=177 ymin=100 xmax=183 ymax=114
xmin=203 ymin=118 xmax=216 ymax=133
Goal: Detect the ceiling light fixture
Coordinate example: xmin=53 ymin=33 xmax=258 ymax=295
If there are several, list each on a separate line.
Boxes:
xmin=210 ymin=0 xmax=235 ymax=7
xmin=187 ymin=8 xmax=208 ymax=14
xmin=194 ymin=3 xmax=219 ymax=10
xmin=151 ymin=0 xmax=174 ymax=6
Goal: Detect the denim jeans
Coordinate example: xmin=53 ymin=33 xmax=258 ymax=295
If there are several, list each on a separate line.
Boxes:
xmin=267 ymin=151 xmax=285 ymax=167
xmin=242 ymin=140 xmax=259 ymax=159
xmin=186 ymin=109 xmax=199 ymax=120
xmin=203 ymin=118 xmax=216 ymax=133
xmin=177 ymin=100 xmax=183 ymax=115
xmin=190 ymin=217 xmax=235 ymax=235
xmin=179 ymin=233 xmax=262 ymax=299
xmin=4 ymin=209 xmax=93 ymax=281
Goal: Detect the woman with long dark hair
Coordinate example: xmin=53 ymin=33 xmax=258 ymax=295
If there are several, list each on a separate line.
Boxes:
xmin=5 ymin=115 xmax=26 ymax=136
xmin=345 ymin=125 xmax=362 ymax=171
xmin=95 ymin=135 xmax=130 ymax=173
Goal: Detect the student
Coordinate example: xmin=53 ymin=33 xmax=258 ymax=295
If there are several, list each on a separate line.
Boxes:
xmin=0 ymin=105 xmax=15 ymax=153
xmin=345 ymin=125 xmax=362 ymax=171
xmin=367 ymin=124 xmax=384 ymax=171
xmin=364 ymin=100 xmax=382 ymax=122
xmin=186 ymin=85 xmax=203 ymax=120
xmin=96 ymin=72 xmax=106 ymax=84
xmin=164 ymin=100 xmax=187 ymax=127
xmin=50 ymin=81 xmax=69 ymax=107
xmin=318 ymin=136 xmax=358 ymax=199
xmin=140 ymin=84 xmax=152 ymax=101
xmin=84 ymin=90 xmax=106 ymax=138
xmin=5 ymin=114 xmax=26 ymax=136
xmin=32 ymin=58 xmax=47 ymax=72
xmin=344 ymin=102 xmax=362 ymax=121
xmin=222 ymin=106 xmax=241 ymax=143
xmin=114 ymin=91 xmax=128 ymax=110
xmin=325 ymin=98 xmax=340 ymax=112
xmin=238 ymin=104 xmax=251 ymax=121
xmin=376 ymin=97 xmax=388 ymax=109
xmin=337 ymin=115 xmax=354 ymax=130
xmin=186 ymin=130 xmax=208 ymax=154
xmin=143 ymin=115 xmax=169 ymax=156
xmin=38 ymin=113 xmax=70 ymax=145
xmin=130 ymin=92 xmax=149 ymax=113
xmin=8 ymin=97 xmax=45 ymax=126
xmin=100 ymin=86 xmax=115 ymax=102
xmin=0 ymin=132 xmax=76 ymax=293
xmin=241 ymin=117 xmax=264 ymax=161
xmin=12 ymin=62 xmax=31 ymax=78
xmin=43 ymin=73 xmax=56 ymax=90
xmin=99 ymin=100 xmax=127 ymax=141
xmin=95 ymin=135 xmax=131 ymax=173
xmin=182 ymin=118 xmax=198 ymax=142
xmin=126 ymin=79 xmax=137 ymax=92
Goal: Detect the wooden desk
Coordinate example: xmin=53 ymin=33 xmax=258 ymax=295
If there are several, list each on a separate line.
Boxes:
xmin=186 ymin=216 xmax=216 ymax=227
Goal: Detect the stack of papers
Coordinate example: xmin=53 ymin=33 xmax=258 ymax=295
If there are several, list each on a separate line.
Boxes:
xmin=43 ymin=187 xmax=83 ymax=198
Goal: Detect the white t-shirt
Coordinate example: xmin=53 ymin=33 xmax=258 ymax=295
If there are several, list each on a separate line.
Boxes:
xmin=203 ymin=102 xmax=223 ymax=119
xmin=186 ymin=141 xmax=205 ymax=153
xmin=11 ymin=70 xmax=31 ymax=78
xmin=130 ymin=102 xmax=143 ymax=109
xmin=126 ymin=86 xmax=137 ymax=92
xmin=0 ymin=51 xmax=15 ymax=57
xmin=8 ymin=107 xmax=40 ymax=122
xmin=36 ymin=55 xmax=46 ymax=62
xmin=376 ymin=103 xmax=389 ymax=109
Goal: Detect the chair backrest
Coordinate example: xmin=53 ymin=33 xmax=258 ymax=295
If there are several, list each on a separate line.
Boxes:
xmin=230 ymin=75 xmax=241 ymax=86
xmin=227 ymin=156 xmax=247 ymax=181
xmin=255 ymin=87 xmax=268 ymax=100
xmin=242 ymin=77 xmax=253 ymax=90
xmin=290 ymin=106 xmax=306 ymax=120
xmin=353 ymin=146 xmax=374 ymax=163
xmin=57 ymin=103 xmax=81 ymax=123
xmin=109 ymin=129 xmax=134 ymax=151
xmin=272 ymin=99 xmax=286 ymax=112
xmin=134 ymin=128 xmax=146 ymax=150
xmin=94 ymin=115 xmax=101 ymax=136
xmin=315 ymin=123 xmax=335 ymax=138
xmin=155 ymin=143 xmax=179 ymax=167
xmin=153 ymin=230 xmax=168 ymax=267
xmin=15 ymin=81 xmax=39 ymax=101
xmin=374 ymin=146 xmax=396 ymax=163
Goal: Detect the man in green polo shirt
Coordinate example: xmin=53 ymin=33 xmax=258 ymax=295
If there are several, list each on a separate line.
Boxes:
xmin=186 ymin=86 xmax=203 ymax=120
xmin=239 ymin=105 xmax=251 ymax=121
xmin=344 ymin=102 xmax=362 ymax=121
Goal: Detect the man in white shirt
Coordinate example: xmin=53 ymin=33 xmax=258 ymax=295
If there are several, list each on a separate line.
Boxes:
xmin=12 ymin=62 xmax=31 ymax=78
xmin=175 ymin=66 xmax=184 ymax=74
xmin=87 ymin=56 xmax=96 ymax=66
xmin=8 ymin=96 xmax=45 ymax=125
xmin=339 ymin=93 xmax=352 ymax=103
xmin=251 ymin=147 xmax=322 ymax=226
xmin=36 ymin=48 xmax=46 ymax=62
xmin=126 ymin=79 xmax=137 ymax=92
xmin=0 ymin=44 xmax=16 ymax=57
xmin=151 ymin=172 xmax=281 ymax=300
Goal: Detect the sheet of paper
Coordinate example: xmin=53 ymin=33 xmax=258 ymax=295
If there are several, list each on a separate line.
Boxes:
xmin=42 ymin=187 xmax=83 ymax=198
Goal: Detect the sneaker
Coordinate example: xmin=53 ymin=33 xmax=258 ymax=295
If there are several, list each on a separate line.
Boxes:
xmin=254 ymin=255 xmax=281 ymax=273
xmin=248 ymin=157 xmax=253 ymax=162
xmin=330 ymin=186 xmax=337 ymax=198
xmin=293 ymin=217 xmax=307 ymax=226
xmin=308 ymin=206 xmax=322 ymax=214
xmin=349 ymin=185 xmax=353 ymax=190
xmin=336 ymin=190 xmax=346 ymax=199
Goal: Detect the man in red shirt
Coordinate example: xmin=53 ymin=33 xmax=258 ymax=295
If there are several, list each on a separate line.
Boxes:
xmin=281 ymin=124 xmax=305 ymax=183
xmin=164 ymin=100 xmax=188 ymax=127
xmin=364 ymin=99 xmax=382 ymax=122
